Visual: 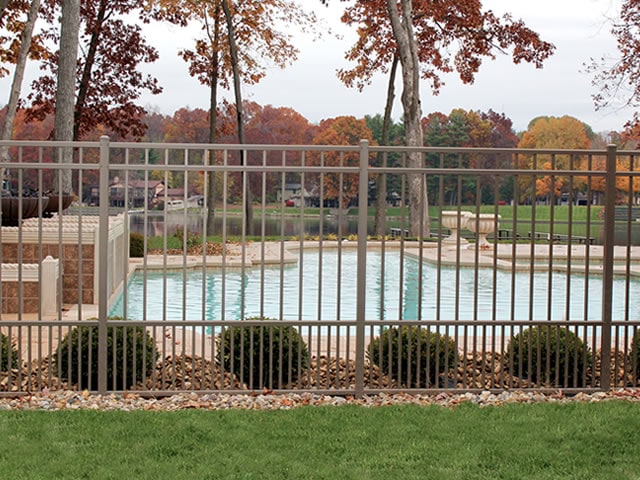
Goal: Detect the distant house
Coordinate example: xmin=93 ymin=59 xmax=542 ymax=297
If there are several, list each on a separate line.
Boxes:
xmin=277 ymin=183 xmax=303 ymax=202
xmin=126 ymin=180 xmax=164 ymax=208
xmin=277 ymin=183 xmax=314 ymax=207
xmin=559 ymin=191 xmax=590 ymax=206
xmin=108 ymin=178 xmax=164 ymax=208
xmin=108 ymin=177 xmax=129 ymax=207
xmin=83 ymin=177 xmax=194 ymax=209
xmin=156 ymin=187 xmax=186 ymax=207
xmin=84 ymin=177 xmax=161 ymax=208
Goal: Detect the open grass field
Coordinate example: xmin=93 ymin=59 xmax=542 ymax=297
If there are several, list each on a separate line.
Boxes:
xmin=1 ymin=401 xmax=640 ymax=479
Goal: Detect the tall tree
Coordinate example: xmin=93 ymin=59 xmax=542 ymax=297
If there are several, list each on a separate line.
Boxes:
xmin=480 ymin=110 xmax=521 ymax=204
xmin=155 ymin=0 xmax=222 ymax=235
xmin=423 ymin=108 xmax=517 ymax=205
xmin=220 ymin=0 xmax=253 ymax=233
xmin=154 ymin=0 xmax=318 ymax=235
xmin=384 ymin=0 xmax=426 ymax=236
xmin=1 ymin=0 xmax=42 ymax=176
xmin=0 ymin=1 xmax=48 ymax=78
xmin=245 ymin=104 xmax=315 ymax=202
xmin=26 ymin=0 xmax=163 ymax=141
xmin=52 ymin=0 xmax=80 ymax=194
xmin=590 ymin=0 xmax=640 ymax=133
xmin=331 ymin=0 xmax=555 ymax=235
xmin=374 ymin=53 xmax=400 ymax=235
xmin=245 ymin=105 xmax=314 ymax=146
xmin=163 ymin=108 xmax=211 ymax=144
xmin=517 ymin=116 xmax=591 ymax=203
xmin=1 ymin=0 xmax=40 ymax=138
xmin=311 ymin=116 xmax=375 ymax=209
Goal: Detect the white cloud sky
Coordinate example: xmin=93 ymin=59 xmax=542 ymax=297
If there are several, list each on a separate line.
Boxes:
xmin=1 ymin=0 xmax=633 ymax=134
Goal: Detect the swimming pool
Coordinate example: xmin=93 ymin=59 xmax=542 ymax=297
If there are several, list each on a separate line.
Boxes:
xmin=109 ymin=249 xmax=639 ymax=323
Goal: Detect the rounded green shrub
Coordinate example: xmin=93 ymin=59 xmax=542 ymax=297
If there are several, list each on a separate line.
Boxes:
xmin=0 ymin=333 xmax=19 ymax=371
xmin=55 ymin=322 xmax=157 ymax=390
xmin=129 ymin=232 xmax=145 ymax=257
xmin=216 ymin=317 xmax=309 ymax=390
xmin=505 ymin=325 xmax=592 ymax=387
xmin=368 ymin=326 xmax=458 ymax=388
xmin=630 ymin=329 xmax=640 ymax=380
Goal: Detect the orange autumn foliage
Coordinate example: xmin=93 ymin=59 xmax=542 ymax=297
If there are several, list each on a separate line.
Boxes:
xmin=311 ymin=116 xmax=375 ymax=207
xmin=518 ymin=116 xmax=591 ymax=201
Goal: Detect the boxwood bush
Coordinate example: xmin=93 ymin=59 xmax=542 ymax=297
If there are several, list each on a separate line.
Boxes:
xmin=630 ymin=328 xmax=640 ymax=381
xmin=506 ymin=325 xmax=592 ymax=387
xmin=55 ymin=321 xmax=157 ymax=390
xmin=368 ymin=326 xmax=458 ymax=388
xmin=216 ymin=317 xmax=309 ymax=390
xmin=0 ymin=333 xmax=19 ymax=371
xmin=129 ymin=232 xmax=145 ymax=257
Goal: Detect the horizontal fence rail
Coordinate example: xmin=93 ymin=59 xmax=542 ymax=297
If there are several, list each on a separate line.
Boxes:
xmin=0 ymin=138 xmax=639 ymax=397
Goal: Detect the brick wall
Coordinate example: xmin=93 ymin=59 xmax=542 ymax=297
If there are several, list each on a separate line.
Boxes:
xmin=1 ymin=281 xmax=40 ymax=313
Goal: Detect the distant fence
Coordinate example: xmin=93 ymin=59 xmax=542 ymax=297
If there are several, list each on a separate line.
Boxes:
xmin=0 ymin=138 xmax=639 ymax=397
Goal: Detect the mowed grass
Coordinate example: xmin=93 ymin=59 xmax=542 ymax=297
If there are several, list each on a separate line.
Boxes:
xmin=1 ymin=401 xmax=640 ymax=479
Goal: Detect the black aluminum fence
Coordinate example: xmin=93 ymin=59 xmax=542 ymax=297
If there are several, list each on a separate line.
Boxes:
xmin=0 ymin=137 xmax=639 ymax=397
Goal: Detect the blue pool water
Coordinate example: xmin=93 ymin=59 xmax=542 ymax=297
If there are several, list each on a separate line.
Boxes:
xmin=109 ymin=249 xmax=639 ymax=323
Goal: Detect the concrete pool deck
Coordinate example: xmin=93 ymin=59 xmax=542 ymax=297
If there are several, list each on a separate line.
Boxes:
xmin=126 ymin=240 xmax=640 ymax=275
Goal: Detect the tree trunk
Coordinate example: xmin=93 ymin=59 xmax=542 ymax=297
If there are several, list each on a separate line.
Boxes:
xmin=206 ymin=5 xmax=221 ymax=237
xmin=53 ymin=0 xmax=80 ymax=194
xmin=385 ymin=0 xmax=429 ymax=237
xmin=73 ymin=1 xmax=106 ymax=141
xmin=222 ymin=0 xmax=253 ymax=235
xmin=374 ymin=52 xmax=399 ymax=237
xmin=1 ymin=0 xmax=40 ymax=174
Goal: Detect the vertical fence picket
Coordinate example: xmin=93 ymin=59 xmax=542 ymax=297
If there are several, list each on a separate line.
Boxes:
xmin=97 ymin=135 xmax=110 ymax=395
xmin=600 ymin=144 xmax=618 ymax=391
xmin=355 ymin=139 xmax=369 ymax=398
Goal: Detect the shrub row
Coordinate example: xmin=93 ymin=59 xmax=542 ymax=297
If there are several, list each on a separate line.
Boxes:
xmin=4 ymin=323 xmax=640 ymax=390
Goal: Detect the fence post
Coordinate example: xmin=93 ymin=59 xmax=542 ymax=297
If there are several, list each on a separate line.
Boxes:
xmin=98 ymin=135 xmax=110 ymax=394
xmin=355 ymin=139 xmax=369 ymax=398
xmin=600 ymin=144 xmax=617 ymax=391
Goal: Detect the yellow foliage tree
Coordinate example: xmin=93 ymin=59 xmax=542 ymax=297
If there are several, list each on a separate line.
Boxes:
xmin=517 ymin=116 xmax=591 ymax=203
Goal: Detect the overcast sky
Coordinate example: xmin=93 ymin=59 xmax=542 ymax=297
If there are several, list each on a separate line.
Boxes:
xmin=2 ymin=0 xmax=632 ymax=134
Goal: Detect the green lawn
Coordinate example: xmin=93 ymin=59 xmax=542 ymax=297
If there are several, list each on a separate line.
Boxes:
xmin=146 ymin=205 xmax=606 ymax=247
xmin=1 ymin=401 xmax=639 ymax=479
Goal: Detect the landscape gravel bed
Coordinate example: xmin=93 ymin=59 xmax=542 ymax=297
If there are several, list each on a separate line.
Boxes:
xmin=1 ymin=388 xmax=640 ymax=411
